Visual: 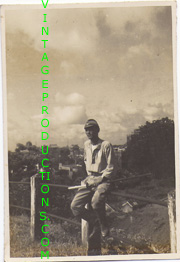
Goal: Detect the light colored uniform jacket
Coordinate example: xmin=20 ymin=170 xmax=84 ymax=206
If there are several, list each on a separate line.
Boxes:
xmin=84 ymin=138 xmax=116 ymax=180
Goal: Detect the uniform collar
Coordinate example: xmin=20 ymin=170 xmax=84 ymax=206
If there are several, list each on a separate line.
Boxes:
xmin=87 ymin=138 xmax=103 ymax=150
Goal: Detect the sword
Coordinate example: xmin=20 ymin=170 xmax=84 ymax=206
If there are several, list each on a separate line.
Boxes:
xmin=68 ymin=185 xmax=87 ymax=190
xmin=68 ymin=173 xmax=152 ymax=190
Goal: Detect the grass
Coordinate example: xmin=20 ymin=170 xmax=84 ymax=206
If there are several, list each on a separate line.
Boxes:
xmin=10 ymin=214 xmax=170 ymax=258
xmin=10 ymin=214 xmax=86 ymax=257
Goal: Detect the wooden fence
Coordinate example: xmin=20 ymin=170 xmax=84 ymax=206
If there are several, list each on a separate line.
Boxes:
xmin=9 ymin=174 xmax=176 ymax=254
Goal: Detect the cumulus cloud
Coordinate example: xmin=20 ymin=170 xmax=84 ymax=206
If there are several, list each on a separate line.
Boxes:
xmin=55 ymin=92 xmax=85 ymax=105
xmin=53 ymin=92 xmax=87 ymax=125
xmin=30 ymin=92 xmax=87 ymax=127
xmin=6 ymin=7 xmax=174 ymax=150
xmin=66 ymin=93 xmax=85 ymax=105
xmin=144 ymin=103 xmax=174 ymax=121
xmin=53 ymin=105 xmax=87 ymax=125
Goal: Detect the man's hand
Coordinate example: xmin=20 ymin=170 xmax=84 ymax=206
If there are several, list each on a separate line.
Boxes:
xmin=82 ymin=176 xmax=103 ymax=188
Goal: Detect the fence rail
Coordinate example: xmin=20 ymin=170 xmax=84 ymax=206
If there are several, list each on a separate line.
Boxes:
xmin=10 ymin=204 xmax=30 ymax=211
xmin=111 ymin=192 xmax=167 ymax=207
xmin=10 ymin=205 xmax=80 ymax=226
xmin=39 ymin=183 xmax=69 ymax=189
xmin=46 ymin=212 xmax=81 ymax=226
xmin=9 ymin=181 xmax=30 ymax=185
xmin=9 ymin=172 xmax=152 ymax=187
xmin=112 ymin=173 xmax=152 ymax=183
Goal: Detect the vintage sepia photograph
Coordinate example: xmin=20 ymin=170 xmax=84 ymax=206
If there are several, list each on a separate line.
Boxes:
xmin=2 ymin=1 xmax=180 ymax=261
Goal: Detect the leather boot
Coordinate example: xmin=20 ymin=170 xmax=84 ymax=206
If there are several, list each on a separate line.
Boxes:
xmin=80 ymin=208 xmax=95 ymax=223
xmin=94 ymin=208 xmax=109 ymax=237
xmin=80 ymin=208 xmax=99 ymax=239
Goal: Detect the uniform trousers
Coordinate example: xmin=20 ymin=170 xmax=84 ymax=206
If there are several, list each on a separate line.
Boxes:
xmin=71 ymin=181 xmax=111 ymax=217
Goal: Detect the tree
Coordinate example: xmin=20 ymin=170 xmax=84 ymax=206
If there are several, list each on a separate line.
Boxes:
xmin=15 ymin=143 xmax=26 ymax=152
xmin=26 ymin=141 xmax=32 ymax=148
xmin=9 ymin=143 xmax=41 ymax=180
xmin=122 ymin=118 xmax=175 ymax=179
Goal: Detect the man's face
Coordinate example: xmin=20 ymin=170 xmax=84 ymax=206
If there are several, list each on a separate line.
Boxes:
xmin=85 ymin=126 xmax=99 ymax=141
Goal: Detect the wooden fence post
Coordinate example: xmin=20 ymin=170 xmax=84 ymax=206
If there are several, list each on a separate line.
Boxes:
xmin=168 ymin=190 xmax=177 ymax=253
xmin=81 ymin=204 xmax=101 ymax=255
xmin=30 ymin=173 xmax=44 ymax=241
xmin=81 ymin=218 xmax=89 ymax=246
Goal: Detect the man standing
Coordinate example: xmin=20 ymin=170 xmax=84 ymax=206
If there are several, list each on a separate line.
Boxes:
xmin=71 ymin=119 xmax=116 ymax=237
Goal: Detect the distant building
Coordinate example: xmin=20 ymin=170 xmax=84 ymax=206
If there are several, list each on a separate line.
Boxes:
xmin=113 ymin=145 xmax=126 ymax=169
xmin=58 ymin=163 xmax=82 ymax=180
xmin=58 ymin=163 xmax=74 ymax=180
xmin=122 ymin=201 xmax=133 ymax=213
xmin=49 ymin=144 xmax=58 ymax=148
xmin=20 ymin=149 xmax=29 ymax=153
xmin=49 ymin=144 xmax=59 ymax=154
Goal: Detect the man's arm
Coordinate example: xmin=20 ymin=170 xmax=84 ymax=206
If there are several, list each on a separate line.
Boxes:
xmin=101 ymin=142 xmax=116 ymax=180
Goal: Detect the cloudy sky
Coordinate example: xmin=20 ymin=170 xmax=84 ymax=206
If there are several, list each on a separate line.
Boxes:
xmin=5 ymin=4 xmax=174 ymax=150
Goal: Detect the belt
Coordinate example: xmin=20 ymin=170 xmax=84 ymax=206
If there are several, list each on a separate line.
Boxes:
xmin=89 ymin=172 xmax=101 ymax=176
